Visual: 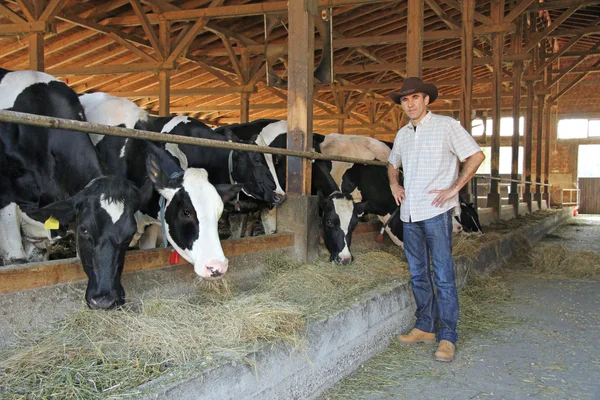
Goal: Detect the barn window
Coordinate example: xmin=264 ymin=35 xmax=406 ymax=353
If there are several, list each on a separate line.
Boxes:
xmin=472 ymin=117 xmax=524 ymax=137
xmin=476 ymin=146 xmax=524 ymax=175
xmin=557 ymin=118 xmax=600 ymax=139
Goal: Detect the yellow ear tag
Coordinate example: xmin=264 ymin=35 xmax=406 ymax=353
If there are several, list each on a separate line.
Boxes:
xmin=44 ymin=216 xmax=60 ymax=230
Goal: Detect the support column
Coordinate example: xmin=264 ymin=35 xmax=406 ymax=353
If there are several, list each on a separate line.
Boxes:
xmin=524 ymin=82 xmax=534 ymax=211
xmin=158 ymin=19 xmax=171 ymax=116
xmin=543 ymin=101 xmax=553 ymax=206
xmin=29 ymin=33 xmax=44 ymax=71
xmin=460 ymin=0 xmax=475 ymax=203
xmin=406 ymin=0 xmax=423 ymax=77
xmin=487 ymin=0 xmax=504 ymax=220
xmin=283 ymin=0 xmax=318 ymax=262
xmin=534 ymin=94 xmax=545 ymax=209
xmin=509 ymin=16 xmax=523 ymax=216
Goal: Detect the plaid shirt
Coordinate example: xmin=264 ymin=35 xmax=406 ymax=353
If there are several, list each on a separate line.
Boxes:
xmin=388 ymin=111 xmax=481 ymax=223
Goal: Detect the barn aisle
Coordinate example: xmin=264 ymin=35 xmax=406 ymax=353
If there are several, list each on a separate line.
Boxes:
xmin=318 ymin=215 xmax=600 ymax=400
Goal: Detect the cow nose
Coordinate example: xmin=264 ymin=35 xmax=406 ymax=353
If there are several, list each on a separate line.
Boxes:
xmin=273 ymin=193 xmax=287 ymax=204
xmin=87 ymin=295 xmax=119 ymax=310
xmin=200 ymin=260 xmax=228 ymax=279
xmin=335 ymin=255 xmax=352 ymax=265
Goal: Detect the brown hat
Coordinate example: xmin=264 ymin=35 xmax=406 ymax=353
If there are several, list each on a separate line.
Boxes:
xmin=389 ymin=77 xmax=438 ymax=104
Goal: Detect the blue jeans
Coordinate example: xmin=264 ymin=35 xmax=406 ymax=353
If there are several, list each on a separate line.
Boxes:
xmin=403 ymin=209 xmax=459 ymax=344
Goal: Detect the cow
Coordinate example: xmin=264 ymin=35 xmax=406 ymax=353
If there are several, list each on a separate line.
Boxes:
xmin=0 ymin=69 xmax=141 ymax=310
xmin=79 ymin=93 xmax=242 ymax=279
xmin=150 ymin=115 xmax=285 ymax=206
xmin=454 ymin=197 xmax=483 ymax=233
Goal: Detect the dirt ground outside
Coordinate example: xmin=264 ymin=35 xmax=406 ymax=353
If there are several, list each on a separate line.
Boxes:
xmin=318 ymin=215 xmax=600 ymax=400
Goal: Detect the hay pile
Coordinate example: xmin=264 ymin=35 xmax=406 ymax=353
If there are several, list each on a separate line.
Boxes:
xmin=529 ymin=244 xmax=600 ymax=279
xmin=0 ymin=249 xmax=409 ymax=399
xmin=452 ymin=232 xmax=504 ymax=260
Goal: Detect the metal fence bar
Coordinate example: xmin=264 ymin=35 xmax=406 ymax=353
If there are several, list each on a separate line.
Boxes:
xmin=0 ymin=110 xmax=388 ymax=167
xmin=474 ymin=174 xmax=552 ymax=187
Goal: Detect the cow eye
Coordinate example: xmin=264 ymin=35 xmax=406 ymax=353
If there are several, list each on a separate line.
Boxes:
xmin=79 ymin=226 xmax=90 ymax=237
xmin=325 ymin=219 xmax=334 ymax=227
xmin=181 ymin=208 xmax=192 ymax=219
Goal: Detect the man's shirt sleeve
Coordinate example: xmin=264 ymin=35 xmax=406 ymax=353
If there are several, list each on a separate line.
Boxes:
xmin=388 ymin=130 xmax=402 ymax=168
xmin=447 ymin=119 xmax=482 ymax=162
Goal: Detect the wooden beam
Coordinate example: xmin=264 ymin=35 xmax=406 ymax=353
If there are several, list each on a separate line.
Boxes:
xmin=158 ymin=69 xmax=170 ymax=116
xmin=109 ymin=31 xmax=157 ymax=62
xmin=28 ymin=32 xmax=44 ymax=71
xmin=39 ymin=0 xmax=67 ymax=21
xmin=48 ymin=61 xmax=176 ymax=76
xmin=406 ymin=0 xmax=424 ymax=77
xmin=440 ymin=0 xmax=495 ymax=26
xmin=547 ymin=40 xmax=600 ymax=89
xmin=167 ymin=17 xmax=207 ymax=62
xmin=460 ymin=0 xmax=474 ymax=134
xmin=102 ymin=0 xmax=400 ymax=25
xmin=0 ymin=20 xmax=53 ymax=35
xmin=532 ymin=0 xmax=598 ymax=10
xmin=504 ymin=0 xmax=536 ymax=24
xmin=167 ymin=103 xmax=286 ymax=112
xmin=0 ymin=3 xmax=27 ymax=23
xmin=523 ymin=6 xmax=580 ymax=54
xmin=546 ymin=25 xmax=600 ymax=37
xmin=510 ymin=15 xmax=523 ymax=214
xmin=130 ymin=0 xmax=163 ymax=57
xmin=534 ymin=94 xmax=544 ymax=206
xmin=16 ymin=0 xmax=35 ymax=21
xmin=549 ymin=57 xmax=600 ymax=102
xmin=215 ymin=33 xmax=243 ymax=80
xmin=106 ymin=85 xmax=256 ymax=97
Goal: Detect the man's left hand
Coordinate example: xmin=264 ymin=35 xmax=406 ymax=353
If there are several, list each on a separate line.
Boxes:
xmin=429 ymin=187 xmax=459 ymax=207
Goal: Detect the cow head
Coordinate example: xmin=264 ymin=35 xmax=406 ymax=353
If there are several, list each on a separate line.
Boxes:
xmin=146 ymin=153 xmax=241 ymax=279
xmin=319 ymin=191 xmax=369 ymax=264
xmin=224 ymin=128 xmax=286 ymax=206
xmin=27 ymin=177 xmax=140 ymax=310
xmin=454 ymin=199 xmax=483 ymax=233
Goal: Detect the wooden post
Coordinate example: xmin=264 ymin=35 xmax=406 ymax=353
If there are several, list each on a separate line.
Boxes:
xmin=337 ymin=118 xmax=345 ymax=134
xmin=240 ymin=92 xmax=250 ymax=123
xmin=509 ymin=16 xmax=523 ymax=216
xmin=29 ymin=33 xmax=44 ymax=71
xmin=240 ymin=47 xmax=251 ymax=123
xmin=286 ymin=0 xmax=315 ymax=196
xmin=406 ymin=0 xmax=423 ymax=77
xmin=524 ymin=81 xmax=534 ymax=212
xmin=534 ymin=94 xmax=544 ymax=209
xmin=158 ymin=19 xmax=171 ymax=116
xmin=487 ymin=0 xmax=504 ymax=220
xmin=543 ymin=101 xmax=552 ymax=206
xmin=460 ymin=0 xmax=475 ymax=203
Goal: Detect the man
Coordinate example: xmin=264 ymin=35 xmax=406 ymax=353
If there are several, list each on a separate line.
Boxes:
xmin=387 ymin=77 xmax=485 ymax=362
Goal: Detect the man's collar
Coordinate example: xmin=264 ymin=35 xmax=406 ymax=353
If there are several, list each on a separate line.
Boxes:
xmin=408 ymin=111 xmax=433 ymax=130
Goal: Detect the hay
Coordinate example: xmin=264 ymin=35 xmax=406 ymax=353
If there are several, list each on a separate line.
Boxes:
xmin=529 ymin=244 xmax=600 ymax=279
xmin=0 ymin=248 xmax=409 ymax=399
xmin=0 ymin=290 xmax=304 ymax=399
xmin=452 ymin=232 xmax=504 ymax=260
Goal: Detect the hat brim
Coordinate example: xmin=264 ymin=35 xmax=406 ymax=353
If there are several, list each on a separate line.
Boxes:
xmin=389 ymin=83 xmax=438 ymax=105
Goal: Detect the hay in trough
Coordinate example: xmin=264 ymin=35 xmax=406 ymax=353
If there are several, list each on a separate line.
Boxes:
xmin=529 ymin=244 xmax=600 ymax=279
xmin=0 ymin=248 xmax=409 ymax=399
xmin=452 ymin=232 xmax=504 ymax=260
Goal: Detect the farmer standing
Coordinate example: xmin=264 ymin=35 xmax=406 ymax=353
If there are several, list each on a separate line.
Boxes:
xmin=387 ymin=77 xmax=485 ymax=362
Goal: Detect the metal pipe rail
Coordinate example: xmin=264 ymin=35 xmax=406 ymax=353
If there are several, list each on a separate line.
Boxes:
xmin=0 ymin=110 xmax=388 ymax=167
xmin=474 ymin=174 xmax=552 ymax=187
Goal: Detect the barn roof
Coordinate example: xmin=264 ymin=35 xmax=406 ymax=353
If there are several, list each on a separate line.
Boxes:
xmin=1 ymin=0 xmax=599 ymax=139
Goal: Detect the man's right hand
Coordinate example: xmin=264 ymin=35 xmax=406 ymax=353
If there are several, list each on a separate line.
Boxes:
xmin=390 ymin=184 xmax=405 ymax=206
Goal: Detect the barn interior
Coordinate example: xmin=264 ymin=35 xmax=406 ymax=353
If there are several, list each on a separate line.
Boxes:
xmin=0 ymin=1 xmax=599 ymax=398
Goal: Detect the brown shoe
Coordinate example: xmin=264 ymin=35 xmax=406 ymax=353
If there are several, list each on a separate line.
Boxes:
xmin=397 ymin=328 xmax=436 ymax=345
xmin=434 ymin=340 xmax=455 ymax=362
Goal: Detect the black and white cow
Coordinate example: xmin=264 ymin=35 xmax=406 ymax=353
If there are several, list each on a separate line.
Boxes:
xmin=0 ymin=69 xmax=141 ymax=310
xmin=79 ymin=93 xmax=241 ymax=279
xmin=151 ymin=115 xmax=285 ymax=206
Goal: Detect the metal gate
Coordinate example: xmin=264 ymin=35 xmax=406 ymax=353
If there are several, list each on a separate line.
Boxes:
xmin=578 ymin=178 xmax=600 ymax=214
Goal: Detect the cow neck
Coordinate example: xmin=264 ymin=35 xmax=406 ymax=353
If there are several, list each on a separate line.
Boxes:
xmin=228 ymin=149 xmax=241 ymax=211
xmin=159 ymin=171 xmax=184 ymax=248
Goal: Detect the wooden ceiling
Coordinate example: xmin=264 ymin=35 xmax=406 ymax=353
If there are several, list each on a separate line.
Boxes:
xmin=1 ymin=0 xmax=599 ymax=140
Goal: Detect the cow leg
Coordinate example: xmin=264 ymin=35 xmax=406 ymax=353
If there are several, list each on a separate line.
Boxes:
xmin=378 ymin=214 xmax=404 ymax=249
xmin=138 ymin=224 xmax=160 ymax=250
xmin=260 ymin=207 xmax=278 ymax=235
xmin=229 ymin=213 xmax=248 ymax=239
xmin=0 ymin=203 xmax=27 ymax=263
xmin=244 ymin=211 xmax=257 ymax=237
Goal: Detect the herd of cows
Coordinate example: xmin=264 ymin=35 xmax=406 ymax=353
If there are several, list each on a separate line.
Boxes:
xmin=0 ymin=68 xmax=481 ymax=310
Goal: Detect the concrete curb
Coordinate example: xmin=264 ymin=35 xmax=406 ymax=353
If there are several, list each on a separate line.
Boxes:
xmin=137 ymin=208 xmax=573 ymax=400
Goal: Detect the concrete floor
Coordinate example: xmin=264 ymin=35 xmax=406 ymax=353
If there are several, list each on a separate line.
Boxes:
xmin=318 ymin=215 xmax=600 ymax=400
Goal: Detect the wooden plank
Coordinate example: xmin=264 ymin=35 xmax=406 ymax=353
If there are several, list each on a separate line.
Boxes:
xmin=0 ymin=233 xmax=294 ymax=294
xmin=28 ymin=32 xmax=44 ymax=71
xmin=504 ymin=0 xmax=536 ymax=24
xmin=460 ymin=0 xmax=474 ymax=132
xmin=104 ymin=85 xmax=256 ymax=97
xmin=48 ymin=62 xmax=173 ymax=76
xmin=0 ymin=3 xmax=27 ymax=23
xmin=578 ymin=178 xmax=600 ymax=214
xmin=406 ymin=0 xmax=423 ymax=77
xmin=168 ymin=17 xmax=207 ymax=62
xmin=0 ymin=20 xmax=53 ymax=35
xmin=130 ymin=0 xmax=163 ymax=57
xmin=16 ymin=0 xmax=35 ymax=21
xmin=39 ymin=0 xmax=67 ymax=21
xmin=523 ymin=6 xmax=580 ymax=54
xmin=287 ymin=0 xmax=315 ymax=196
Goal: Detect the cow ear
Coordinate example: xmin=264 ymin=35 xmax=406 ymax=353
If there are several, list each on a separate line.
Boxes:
xmin=354 ymin=200 xmax=370 ymax=217
xmin=27 ymin=198 xmax=76 ymax=235
xmin=248 ymin=133 xmax=259 ymax=143
xmin=146 ymin=153 xmax=177 ymax=200
xmin=215 ymin=183 xmax=243 ymax=202
xmin=223 ymin=127 xmax=239 ymax=143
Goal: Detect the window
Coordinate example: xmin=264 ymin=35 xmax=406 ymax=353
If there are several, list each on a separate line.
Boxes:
xmin=578 ymin=145 xmax=600 ymax=177
xmin=472 ymin=117 xmax=524 ymax=137
xmin=557 ymin=118 xmax=600 ymax=139
xmin=476 ymin=146 xmax=524 ymax=175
